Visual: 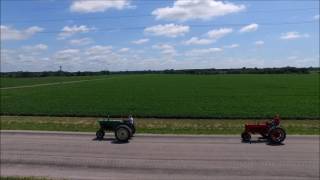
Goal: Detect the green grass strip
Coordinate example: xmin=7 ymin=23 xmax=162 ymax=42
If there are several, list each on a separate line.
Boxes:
xmin=1 ymin=116 xmax=319 ymax=135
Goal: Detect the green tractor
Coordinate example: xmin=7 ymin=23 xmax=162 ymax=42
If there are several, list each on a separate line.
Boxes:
xmin=96 ymin=116 xmax=136 ymax=142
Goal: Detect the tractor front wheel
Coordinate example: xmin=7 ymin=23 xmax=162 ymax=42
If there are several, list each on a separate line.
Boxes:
xmin=241 ymin=132 xmax=251 ymax=142
xmin=269 ymin=128 xmax=286 ymax=144
xmin=96 ymin=129 xmax=105 ymax=140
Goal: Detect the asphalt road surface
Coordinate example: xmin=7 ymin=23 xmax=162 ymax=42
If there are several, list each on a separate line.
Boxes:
xmin=1 ymin=131 xmax=319 ymax=180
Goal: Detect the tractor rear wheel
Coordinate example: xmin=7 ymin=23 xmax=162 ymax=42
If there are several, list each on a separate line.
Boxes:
xmin=269 ymin=128 xmax=286 ymax=144
xmin=96 ymin=129 xmax=105 ymax=140
xmin=241 ymin=132 xmax=251 ymax=142
xmin=115 ymin=125 xmax=131 ymax=142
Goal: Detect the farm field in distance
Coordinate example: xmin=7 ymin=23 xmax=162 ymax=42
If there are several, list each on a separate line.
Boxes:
xmin=1 ymin=74 xmax=319 ymax=119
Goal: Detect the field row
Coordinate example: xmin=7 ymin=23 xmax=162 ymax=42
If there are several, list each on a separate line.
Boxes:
xmin=1 ymin=74 xmax=319 ymax=118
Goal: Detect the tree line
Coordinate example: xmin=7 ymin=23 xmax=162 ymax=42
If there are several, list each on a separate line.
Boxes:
xmin=1 ymin=67 xmax=318 ymax=78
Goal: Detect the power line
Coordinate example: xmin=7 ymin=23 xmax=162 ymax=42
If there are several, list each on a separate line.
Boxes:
xmin=2 ymin=8 xmax=318 ymax=24
xmin=1 ymin=0 xmax=319 ymax=1
xmin=16 ymin=20 xmax=317 ymax=35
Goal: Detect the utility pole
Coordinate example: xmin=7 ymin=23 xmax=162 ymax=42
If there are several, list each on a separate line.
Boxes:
xmin=59 ymin=65 xmax=63 ymax=76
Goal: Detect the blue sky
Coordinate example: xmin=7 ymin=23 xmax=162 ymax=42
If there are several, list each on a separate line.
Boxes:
xmin=1 ymin=0 xmax=319 ymax=72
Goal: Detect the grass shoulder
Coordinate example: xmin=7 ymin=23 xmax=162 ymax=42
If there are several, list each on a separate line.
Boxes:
xmin=1 ymin=116 xmax=319 ymax=135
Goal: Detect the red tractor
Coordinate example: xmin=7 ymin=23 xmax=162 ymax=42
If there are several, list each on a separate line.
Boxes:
xmin=241 ymin=115 xmax=286 ymax=144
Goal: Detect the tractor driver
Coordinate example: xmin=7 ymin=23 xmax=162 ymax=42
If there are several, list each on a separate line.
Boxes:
xmin=267 ymin=115 xmax=280 ymax=128
xmin=128 ymin=115 xmax=134 ymax=124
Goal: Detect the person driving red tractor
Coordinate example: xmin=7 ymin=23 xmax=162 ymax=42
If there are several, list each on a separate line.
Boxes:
xmin=241 ymin=114 xmax=286 ymax=144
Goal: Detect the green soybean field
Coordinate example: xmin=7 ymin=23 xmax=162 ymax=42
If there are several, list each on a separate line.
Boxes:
xmin=1 ymin=74 xmax=319 ymax=119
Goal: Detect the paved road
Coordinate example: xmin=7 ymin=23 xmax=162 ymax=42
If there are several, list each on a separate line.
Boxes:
xmin=1 ymin=131 xmax=319 ymax=180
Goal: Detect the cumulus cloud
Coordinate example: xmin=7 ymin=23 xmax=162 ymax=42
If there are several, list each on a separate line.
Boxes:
xmin=187 ymin=48 xmax=223 ymax=56
xmin=224 ymin=44 xmax=239 ymax=48
xmin=54 ymin=49 xmax=80 ymax=61
xmin=152 ymin=0 xmax=245 ymax=21
xmin=183 ymin=37 xmax=213 ymax=45
xmin=22 ymin=44 xmax=48 ymax=51
xmin=183 ymin=28 xmax=233 ymax=46
xmin=70 ymin=0 xmax=131 ymax=13
xmin=207 ymin=28 xmax=233 ymax=39
xmin=1 ymin=25 xmax=43 ymax=40
xmin=254 ymin=40 xmax=264 ymax=46
xmin=239 ymin=23 xmax=258 ymax=33
xmin=152 ymin=44 xmax=176 ymax=56
xmin=85 ymin=45 xmax=113 ymax=56
xmin=144 ymin=24 xmax=190 ymax=37
xmin=58 ymin=25 xmax=94 ymax=39
xmin=50 ymin=45 xmax=125 ymax=71
xmin=132 ymin=38 xmax=149 ymax=44
xmin=119 ymin=48 xmax=130 ymax=52
xmin=280 ymin=32 xmax=309 ymax=40
xmin=1 ymin=48 xmax=52 ymax=72
xmin=2 ymin=45 xmax=318 ymax=72
xmin=69 ymin=38 xmax=93 ymax=46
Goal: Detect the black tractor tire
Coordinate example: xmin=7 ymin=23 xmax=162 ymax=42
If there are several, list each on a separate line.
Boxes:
xmin=129 ymin=125 xmax=136 ymax=137
xmin=241 ymin=132 xmax=251 ymax=142
xmin=131 ymin=125 xmax=136 ymax=135
xmin=269 ymin=128 xmax=286 ymax=144
xmin=115 ymin=125 xmax=131 ymax=142
xmin=96 ymin=129 xmax=105 ymax=140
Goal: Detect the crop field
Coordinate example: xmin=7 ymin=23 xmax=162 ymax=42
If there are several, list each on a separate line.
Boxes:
xmin=0 ymin=74 xmax=319 ymax=119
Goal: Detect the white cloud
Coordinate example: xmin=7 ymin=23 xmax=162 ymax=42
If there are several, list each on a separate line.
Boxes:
xmin=314 ymin=14 xmax=320 ymax=20
xmin=1 ymin=48 xmax=51 ymax=72
xmin=51 ymin=46 xmax=123 ymax=71
xmin=85 ymin=45 xmax=113 ymax=56
xmin=2 ymin=46 xmax=318 ymax=72
xmin=239 ymin=23 xmax=258 ymax=33
xmin=288 ymin=56 xmax=298 ymax=60
xmin=22 ymin=44 xmax=48 ymax=51
xmin=70 ymin=0 xmax=131 ymax=13
xmin=119 ymin=48 xmax=130 ymax=52
xmin=144 ymin=24 xmax=190 ymax=37
xmin=152 ymin=0 xmax=245 ymax=21
xmin=207 ymin=28 xmax=233 ymax=39
xmin=54 ymin=49 xmax=80 ymax=61
xmin=280 ymin=32 xmax=310 ymax=40
xmin=1 ymin=25 xmax=43 ymax=40
xmin=132 ymin=38 xmax=149 ymax=44
xmin=183 ymin=37 xmax=213 ymax=45
xmin=224 ymin=44 xmax=239 ymax=48
xmin=254 ymin=40 xmax=264 ymax=46
xmin=58 ymin=25 xmax=94 ymax=39
xmin=152 ymin=44 xmax=176 ymax=56
xmin=183 ymin=28 xmax=232 ymax=45
xmin=69 ymin=38 xmax=93 ymax=46
xmin=187 ymin=48 xmax=223 ymax=56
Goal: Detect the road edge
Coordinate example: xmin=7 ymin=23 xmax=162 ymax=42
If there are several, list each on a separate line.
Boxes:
xmin=1 ymin=130 xmax=319 ymax=138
